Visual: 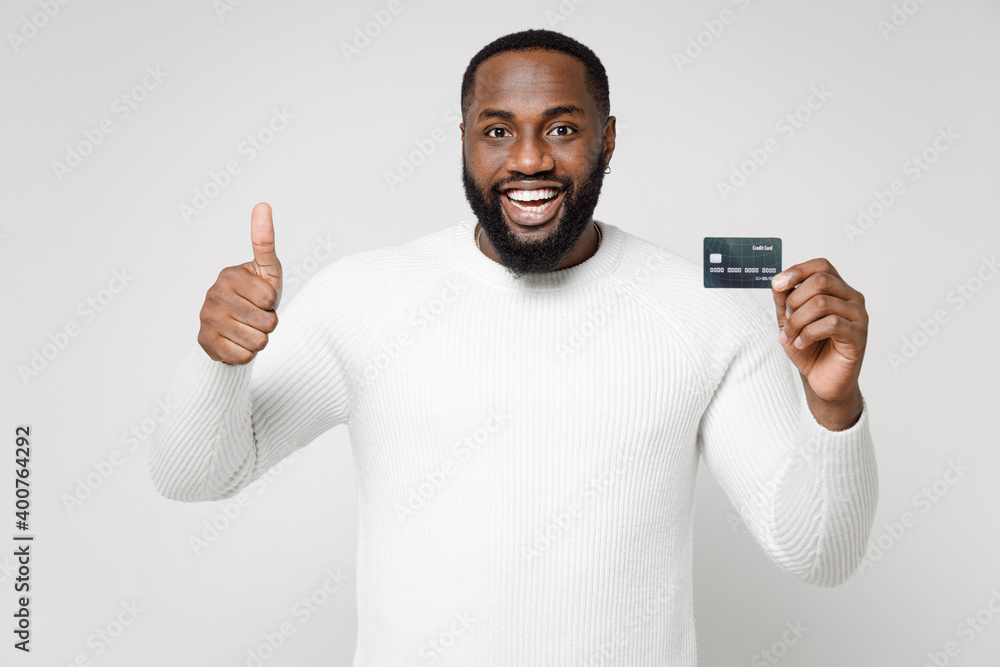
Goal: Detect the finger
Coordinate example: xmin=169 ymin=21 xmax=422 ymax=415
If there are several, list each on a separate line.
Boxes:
xmin=219 ymin=317 xmax=270 ymax=353
xmin=771 ymin=283 xmax=789 ymax=330
xmin=771 ymin=257 xmax=842 ymax=292
xmin=225 ymin=292 xmax=279 ymax=333
xmin=785 ymin=271 xmax=860 ymax=313
xmin=208 ymin=333 xmax=255 ymax=366
xmin=232 ymin=272 xmax=280 ymax=312
xmin=250 ymin=202 xmax=281 ymax=284
xmin=791 ymin=314 xmax=863 ymax=357
xmin=780 ymin=293 xmax=863 ymax=348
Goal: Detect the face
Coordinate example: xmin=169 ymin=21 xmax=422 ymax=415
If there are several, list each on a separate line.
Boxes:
xmin=461 ymin=49 xmax=616 ymax=277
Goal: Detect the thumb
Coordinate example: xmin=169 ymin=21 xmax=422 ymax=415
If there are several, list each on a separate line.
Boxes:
xmin=250 ymin=202 xmax=282 ymax=296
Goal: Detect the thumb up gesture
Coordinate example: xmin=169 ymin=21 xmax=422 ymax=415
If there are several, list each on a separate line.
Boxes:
xmin=197 ymin=203 xmax=283 ymax=365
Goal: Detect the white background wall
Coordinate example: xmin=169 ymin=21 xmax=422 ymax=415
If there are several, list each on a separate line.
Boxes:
xmin=2 ymin=0 xmax=998 ymax=665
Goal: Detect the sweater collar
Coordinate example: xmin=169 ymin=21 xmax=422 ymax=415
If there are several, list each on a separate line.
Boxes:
xmin=451 ymin=218 xmax=623 ymax=291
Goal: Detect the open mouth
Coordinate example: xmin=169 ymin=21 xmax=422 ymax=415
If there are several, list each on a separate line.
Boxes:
xmin=500 ymin=187 xmax=565 ymax=227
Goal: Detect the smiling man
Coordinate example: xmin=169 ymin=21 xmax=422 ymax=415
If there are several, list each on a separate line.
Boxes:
xmin=460 ymin=44 xmax=613 ymax=277
xmin=150 ymin=29 xmax=878 ymax=666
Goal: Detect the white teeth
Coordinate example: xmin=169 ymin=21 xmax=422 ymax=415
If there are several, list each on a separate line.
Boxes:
xmin=508 ymin=197 xmax=556 ymax=213
xmin=507 ymin=188 xmax=558 ymax=202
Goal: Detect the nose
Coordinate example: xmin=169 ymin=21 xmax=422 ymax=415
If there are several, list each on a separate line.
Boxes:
xmin=506 ymin=132 xmax=555 ymax=175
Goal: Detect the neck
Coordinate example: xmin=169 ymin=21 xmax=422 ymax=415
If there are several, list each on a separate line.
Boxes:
xmin=476 ymin=220 xmax=601 ymax=271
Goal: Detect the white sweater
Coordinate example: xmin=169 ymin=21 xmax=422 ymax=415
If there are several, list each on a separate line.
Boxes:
xmin=149 ymin=218 xmax=878 ymax=666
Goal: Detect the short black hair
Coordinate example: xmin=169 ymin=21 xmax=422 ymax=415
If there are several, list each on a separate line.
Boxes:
xmin=460 ymin=29 xmax=610 ymax=124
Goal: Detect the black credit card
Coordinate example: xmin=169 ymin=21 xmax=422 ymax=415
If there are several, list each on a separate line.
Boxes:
xmin=704 ymin=237 xmax=782 ymax=288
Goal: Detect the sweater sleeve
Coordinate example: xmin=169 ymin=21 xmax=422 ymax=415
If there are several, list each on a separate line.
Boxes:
xmin=148 ymin=265 xmax=353 ymax=502
xmin=696 ymin=296 xmax=879 ymax=587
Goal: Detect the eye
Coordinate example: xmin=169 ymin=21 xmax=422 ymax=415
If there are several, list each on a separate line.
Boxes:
xmin=549 ymin=125 xmax=575 ymax=137
xmin=486 ymin=127 xmax=510 ymax=138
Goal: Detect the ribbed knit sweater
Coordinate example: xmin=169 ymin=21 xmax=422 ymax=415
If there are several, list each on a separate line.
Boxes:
xmin=149 ymin=218 xmax=878 ymax=666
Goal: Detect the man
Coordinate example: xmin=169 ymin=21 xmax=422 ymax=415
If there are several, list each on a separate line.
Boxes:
xmin=149 ymin=29 xmax=877 ymax=666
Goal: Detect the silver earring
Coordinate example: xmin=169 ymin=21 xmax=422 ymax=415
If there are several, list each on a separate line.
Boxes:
xmin=604 ymin=165 xmax=611 ymax=174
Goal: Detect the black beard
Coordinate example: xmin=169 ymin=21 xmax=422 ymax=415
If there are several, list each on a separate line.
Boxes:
xmin=461 ymin=152 xmax=607 ymax=278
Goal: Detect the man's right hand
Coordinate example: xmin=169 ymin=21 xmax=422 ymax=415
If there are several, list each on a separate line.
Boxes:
xmin=197 ymin=202 xmax=283 ymax=365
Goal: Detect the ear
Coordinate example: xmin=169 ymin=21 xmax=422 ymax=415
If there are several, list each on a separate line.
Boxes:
xmin=602 ymin=115 xmax=617 ymax=165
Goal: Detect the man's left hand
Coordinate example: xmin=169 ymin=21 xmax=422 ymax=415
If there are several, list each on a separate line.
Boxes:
xmin=771 ymin=258 xmax=868 ymax=427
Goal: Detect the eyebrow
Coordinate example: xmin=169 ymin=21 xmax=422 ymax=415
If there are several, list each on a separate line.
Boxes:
xmin=476 ymin=104 xmax=585 ymax=122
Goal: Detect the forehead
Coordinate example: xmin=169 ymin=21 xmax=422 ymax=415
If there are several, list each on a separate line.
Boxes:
xmin=469 ymin=49 xmax=593 ymax=117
